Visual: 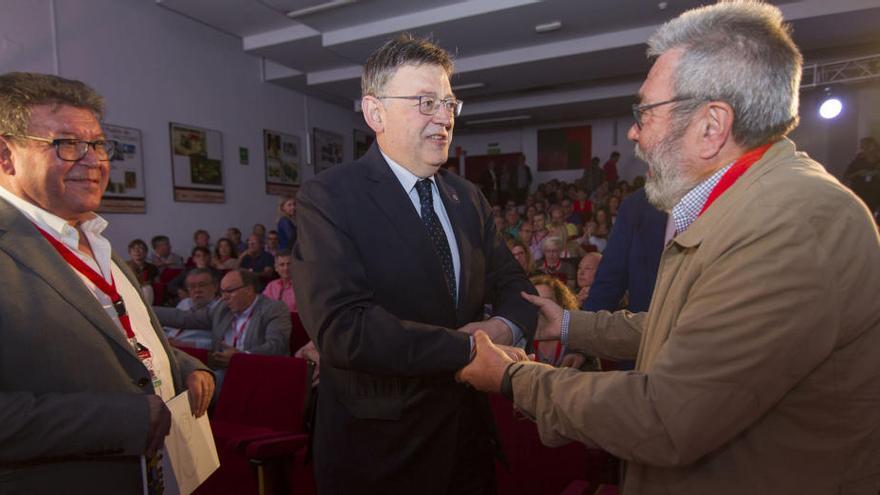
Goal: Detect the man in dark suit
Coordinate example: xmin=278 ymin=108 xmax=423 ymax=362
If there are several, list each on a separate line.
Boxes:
xmin=0 ymin=72 xmax=214 ymax=493
xmin=291 ymin=35 xmax=537 ymax=494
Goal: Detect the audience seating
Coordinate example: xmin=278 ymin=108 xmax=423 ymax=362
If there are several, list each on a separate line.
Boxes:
xmin=196 ymin=354 xmax=315 ymax=495
xmin=174 ymin=344 xmax=209 ymax=366
xmin=559 ymin=480 xmax=591 ymax=495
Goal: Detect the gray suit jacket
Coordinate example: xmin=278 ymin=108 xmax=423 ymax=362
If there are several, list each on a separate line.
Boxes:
xmin=0 ymin=197 xmax=208 ymax=494
xmin=154 ymin=295 xmax=291 ymax=356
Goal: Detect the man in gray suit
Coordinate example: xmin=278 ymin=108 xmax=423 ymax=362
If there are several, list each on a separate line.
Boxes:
xmin=155 ymin=269 xmax=291 ymax=369
xmin=0 ymin=72 xmax=214 ymax=494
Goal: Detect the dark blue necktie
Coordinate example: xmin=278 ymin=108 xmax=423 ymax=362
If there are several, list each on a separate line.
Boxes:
xmin=415 ymin=179 xmax=456 ymax=301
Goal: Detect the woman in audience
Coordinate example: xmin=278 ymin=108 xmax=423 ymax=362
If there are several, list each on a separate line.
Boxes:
xmin=277 ymin=195 xmax=297 ymax=251
xmin=126 ymin=238 xmax=158 ymax=305
xmin=534 ymin=236 xmax=577 ymax=289
xmin=608 ymin=195 xmax=621 ymax=223
xmin=212 ymin=237 xmax=240 ymax=271
xmin=572 ymin=187 xmax=592 ymax=220
xmin=575 ymin=252 xmax=602 ymax=307
xmin=594 ymin=207 xmax=612 ymax=238
xmin=529 ymin=275 xmax=599 ymax=370
xmin=507 ymin=238 xmax=534 ymax=274
xmin=530 ymin=213 xmax=549 ymax=261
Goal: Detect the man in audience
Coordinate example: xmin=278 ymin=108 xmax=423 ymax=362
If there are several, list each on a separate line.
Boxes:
xmin=504 ymin=206 xmax=522 ymax=238
xmin=459 ymin=3 xmax=880 ymax=492
xmin=154 ymin=269 xmax=291 ymax=369
xmin=0 ymin=71 xmax=213 ymax=492
xmin=513 ymin=155 xmax=533 ymax=204
xmin=239 ymin=233 xmax=275 ymax=279
xmin=581 ymin=156 xmax=604 ymax=195
xmin=164 ymin=267 xmax=220 ymax=349
xmin=265 ymin=229 xmax=280 ymax=257
xmin=574 ymin=252 xmax=601 ymax=307
xmin=291 ymin=34 xmax=536 ymax=494
xmin=602 ymin=151 xmax=620 ymax=184
xmin=226 ymin=226 xmax=246 ymax=253
xmin=263 ymin=251 xmax=296 ymax=313
xmin=147 ymin=234 xmax=184 ymax=273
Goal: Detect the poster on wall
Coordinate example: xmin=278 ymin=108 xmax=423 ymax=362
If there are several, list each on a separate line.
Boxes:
xmin=354 ymin=129 xmax=374 ymax=159
xmin=313 ymin=128 xmax=344 ymax=174
xmin=264 ymin=129 xmax=301 ymax=195
xmin=537 ymin=125 xmax=592 ymax=171
xmin=98 ymin=124 xmax=145 ymax=214
xmin=169 ymin=122 xmax=225 ymax=203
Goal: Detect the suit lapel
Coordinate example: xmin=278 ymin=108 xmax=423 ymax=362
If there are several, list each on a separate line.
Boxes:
xmin=0 ymin=199 xmax=138 ymax=360
xmin=363 ymin=145 xmax=457 ymax=313
xmin=435 ymin=173 xmax=475 ymax=321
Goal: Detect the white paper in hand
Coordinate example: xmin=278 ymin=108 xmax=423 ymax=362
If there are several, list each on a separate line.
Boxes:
xmin=161 ymin=391 xmax=220 ymax=495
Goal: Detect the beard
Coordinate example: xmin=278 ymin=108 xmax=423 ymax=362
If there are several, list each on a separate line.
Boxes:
xmin=635 ymin=129 xmax=699 ymax=212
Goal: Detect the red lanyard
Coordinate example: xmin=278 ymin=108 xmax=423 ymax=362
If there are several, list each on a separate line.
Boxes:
xmin=33 ymin=225 xmax=135 ymax=340
xmin=699 ymin=143 xmax=773 ymax=216
xmin=232 ymin=309 xmax=255 ymax=348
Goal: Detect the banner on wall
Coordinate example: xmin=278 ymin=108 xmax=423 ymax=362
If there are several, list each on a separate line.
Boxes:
xmin=264 ymin=129 xmax=301 ymax=195
xmin=537 ymin=125 xmax=592 ymax=171
xmin=169 ymin=122 xmax=225 ymax=203
xmin=98 ymin=124 xmax=146 ymax=214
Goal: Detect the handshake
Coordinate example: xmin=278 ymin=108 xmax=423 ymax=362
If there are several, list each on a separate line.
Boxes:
xmin=455 ymin=291 xmax=565 ymax=394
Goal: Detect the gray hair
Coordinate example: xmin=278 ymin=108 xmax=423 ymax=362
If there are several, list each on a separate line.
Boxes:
xmin=361 ymin=33 xmax=454 ymax=97
xmin=541 ymin=236 xmax=563 ymax=251
xmin=647 ymin=1 xmax=802 ymax=148
xmin=0 ymin=72 xmax=104 ymax=137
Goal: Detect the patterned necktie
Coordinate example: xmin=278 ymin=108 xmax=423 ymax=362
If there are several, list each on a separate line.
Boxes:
xmin=415 ymin=179 xmax=456 ymax=301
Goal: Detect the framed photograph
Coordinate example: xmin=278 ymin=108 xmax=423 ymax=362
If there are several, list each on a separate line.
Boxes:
xmin=264 ymin=129 xmax=301 ymax=195
xmin=98 ymin=124 xmax=146 ymax=214
xmin=313 ymin=128 xmax=344 ymax=174
xmin=353 ymin=129 xmax=374 ymax=159
xmin=537 ymin=125 xmax=592 ymax=171
xmin=169 ymin=122 xmax=225 ymax=203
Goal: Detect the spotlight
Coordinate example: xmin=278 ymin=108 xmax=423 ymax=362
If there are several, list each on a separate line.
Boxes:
xmin=819 ymin=88 xmax=842 ymax=119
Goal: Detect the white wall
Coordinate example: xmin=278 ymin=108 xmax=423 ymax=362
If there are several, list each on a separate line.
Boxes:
xmin=0 ymin=0 xmax=365 ymax=255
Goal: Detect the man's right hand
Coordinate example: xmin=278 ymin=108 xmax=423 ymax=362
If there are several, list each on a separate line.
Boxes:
xmin=145 ymin=395 xmax=171 ymax=455
xmin=520 ymin=291 xmax=564 ymax=341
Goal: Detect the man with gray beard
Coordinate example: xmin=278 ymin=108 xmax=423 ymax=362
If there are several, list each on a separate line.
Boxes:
xmin=457 ymin=1 xmax=880 ymax=493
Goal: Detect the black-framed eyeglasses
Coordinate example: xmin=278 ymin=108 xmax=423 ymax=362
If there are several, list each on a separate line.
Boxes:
xmin=631 ymin=97 xmax=693 ymax=130
xmin=220 ymin=285 xmax=245 ymax=296
xmin=377 ymin=95 xmax=463 ymax=117
xmin=3 ymin=134 xmax=116 ymax=162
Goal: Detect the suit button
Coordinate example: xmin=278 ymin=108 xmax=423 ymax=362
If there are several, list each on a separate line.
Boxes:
xmin=137 ymin=377 xmax=149 ymax=387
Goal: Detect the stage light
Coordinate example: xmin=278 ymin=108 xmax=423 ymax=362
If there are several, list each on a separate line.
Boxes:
xmin=819 ymin=97 xmax=842 ymax=119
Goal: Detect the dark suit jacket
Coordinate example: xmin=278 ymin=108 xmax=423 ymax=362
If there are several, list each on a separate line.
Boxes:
xmin=0 ymin=198 xmax=207 ymax=494
xmin=154 ymin=295 xmax=291 ymax=355
xmin=291 ymin=143 xmax=537 ymax=494
xmin=584 ymin=188 xmax=666 ymax=313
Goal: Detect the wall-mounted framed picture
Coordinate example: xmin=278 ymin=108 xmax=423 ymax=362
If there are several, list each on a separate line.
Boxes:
xmin=99 ymin=124 xmax=146 ymax=214
xmin=537 ymin=125 xmax=592 ymax=171
xmin=264 ymin=129 xmax=301 ymax=195
xmin=354 ymin=129 xmax=374 ymax=159
xmin=169 ymin=122 xmax=225 ymax=203
xmin=313 ymin=128 xmax=344 ymax=174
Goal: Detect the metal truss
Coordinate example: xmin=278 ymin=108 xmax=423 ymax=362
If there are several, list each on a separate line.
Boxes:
xmin=802 ymin=54 xmax=880 ymax=88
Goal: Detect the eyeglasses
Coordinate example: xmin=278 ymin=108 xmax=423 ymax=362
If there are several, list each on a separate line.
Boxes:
xmin=3 ymin=134 xmax=116 ymax=161
xmin=220 ymin=285 xmax=245 ymax=296
xmin=377 ymin=95 xmax=463 ymax=117
xmin=631 ymin=97 xmax=693 ymax=130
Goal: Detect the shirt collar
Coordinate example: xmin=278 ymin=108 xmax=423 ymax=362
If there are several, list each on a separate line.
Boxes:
xmin=0 ymin=184 xmax=107 ymax=249
xmin=381 ymin=149 xmax=434 ymax=194
xmin=671 ymin=162 xmax=733 ymax=235
xmin=235 ymin=294 xmax=260 ymax=319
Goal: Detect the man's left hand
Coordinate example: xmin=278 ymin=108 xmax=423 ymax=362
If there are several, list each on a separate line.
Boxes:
xmin=186 ymin=370 xmax=214 ymax=417
xmin=458 ymin=318 xmax=513 ymax=345
xmin=456 ymin=331 xmax=524 ymax=393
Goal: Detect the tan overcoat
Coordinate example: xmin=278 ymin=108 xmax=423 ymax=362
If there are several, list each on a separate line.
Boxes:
xmin=512 ymin=138 xmax=880 ymax=494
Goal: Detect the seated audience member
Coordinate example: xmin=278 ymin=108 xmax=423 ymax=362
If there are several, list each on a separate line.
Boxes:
xmin=169 ymin=246 xmax=220 ymax=301
xmin=517 ymin=221 xmax=539 ymax=261
xmin=575 ymin=252 xmax=602 ymax=307
xmin=580 ymin=220 xmax=607 ymax=253
xmin=504 ymin=207 xmax=523 ymax=238
xmin=493 ymin=215 xmax=509 ymax=242
xmin=265 ymin=229 xmax=280 ymax=257
xmin=154 ymin=269 xmax=291 ymax=369
xmin=226 ymin=227 xmax=247 ymax=253
xmin=239 ymin=233 xmax=275 ymax=279
xmin=608 ymin=196 xmax=621 ymax=223
xmin=507 ymin=238 xmax=534 ymax=274
xmin=572 ymin=188 xmax=592 ymax=219
xmin=262 ymin=251 xmax=297 ymax=313
xmin=277 ymin=195 xmax=298 ymax=251
xmin=534 ymin=236 xmax=577 ymax=289
xmin=164 ymin=268 xmax=220 ymax=349
xmin=530 ymin=213 xmax=549 ymax=260
xmin=252 ymin=223 xmax=267 ymax=243
xmin=561 ymin=198 xmax=583 ymax=226
xmin=844 ymin=136 xmax=880 ymax=216
xmin=186 ymin=229 xmax=212 ymax=268
xmin=147 ymin=234 xmax=184 ymax=273
xmin=530 ymin=275 xmax=599 ymax=370
xmin=212 ymin=237 xmax=239 ymax=271
xmin=126 ymin=238 xmax=158 ymax=304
